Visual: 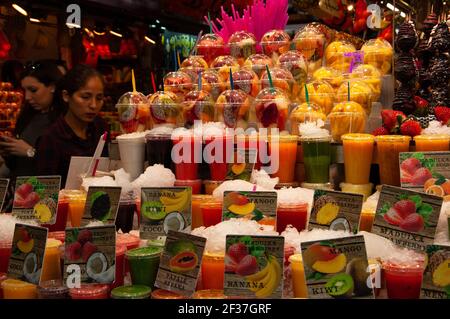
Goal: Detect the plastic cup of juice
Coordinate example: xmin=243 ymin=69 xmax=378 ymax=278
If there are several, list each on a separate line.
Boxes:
xmin=383 ymin=261 xmax=424 ymax=299
xmin=414 ymin=135 xmax=450 ymax=152
xmin=268 ymin=135 xmax=298 ymax=183
xmin=342 ymin=133 xmax=375 ymax=185
xmin=145 ymin=132 xmax=174 ymax=170
xmin=151 ymin=288 xmax=185 ymax=299
xmin=171 ymin=134 xmax=201 ymax=180
xmin=358 ymin=208 xmax=376 ymax=232
xmin=0 ymin=272 xmax=8 ymax=299
xmin=0 ymin=240 xmax=12 ymax=273
xmin=111 ymin=285 xmax=152 ymax=299
xmin=276 ymin=202 xmax=309 ymax=233
xmin=204 ymin=134 xmax=234 ymax=181
xmin=200 ymin=253 xmax=225 ymax=290
xmin=201 ymin=200 xmax=223 ymax=227
xmin=69 ymin=284 xmax=110 ymax=299
xmin=115 ymin=199 xmax=136 ymax=233
xmin=111 ymin=244 xmax=127 ymax=290
xmin=340 ymin=182 xmax=374 ymax=201
xmin=289 ymin=254 xmax=308 ymax=298
xmin=375 ymin=135 xmax=411 ymax=186
xmin=192 ymin=195 xmax=214 ymax=229
xmin=1 ymin=279 xmax=37 ymax=299
xmin=64 ymin=190 xmax=87 ymax=227
xmin=126 ymin=246 xmax=162 ymax=289
xmin=41 ymin=191 xmax=69 ymax=232
xmin=40 ymin=238 xmax=62 ymax=282
xmin=37 ymin=280 xmax=69 ymax=299
xmin=174 ymin=179 xmax=202 ymax=195
xmin=117 ymin=134 xmax=146 ymax=181
xmin=300 ymin=135 xmax=331 ymax=184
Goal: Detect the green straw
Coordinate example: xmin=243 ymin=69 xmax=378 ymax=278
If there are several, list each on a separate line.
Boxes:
xmin=208 ymin=12 xmax=212 ymax=33
xmin=265 ymin=65 xmax=274 ymax=93
xmin=198 ymin=71 xmax=202 ymax=90
xmin=229 ymin=68 xmax=234 ymax=90
xmin=304 ymin=84 xmax=310 ymax=106
xmin=348 ymin=82 xmax=350 ymax=102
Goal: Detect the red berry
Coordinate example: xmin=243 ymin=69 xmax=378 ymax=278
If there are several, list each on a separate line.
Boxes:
xmin=235 ymin=254 xmax=258 ymax=276
xmin=77 ymin=229 xmax=93 ymax=246
xmin=400 ymin=120 xmax=422 ymax=137
xmin=393 ymin=200 xmax=416 ymax=219
xmin=372 ymin=126 xmax=390 ymax=136
xmin=400 ymin=213 xmax=424 ymax=232
xmin=434 ymin=106 xmax=450 ymax=125
xmin=16 ymin=183 xmax=33 ymax=199
xmin=81 ymin=242 xmax=97 ymax=262
xmin=411 ymin=167 xmax=432 ymax=185
xmin=383 ymin=208 xmax=404 ymax=226
xmin=381 ymin=110 xmax=406 ymax=131
xmin=227 ymin=243 xmax=249 ymax=263
xmin=400 ymin=158 xmax=421 ymax=175
xmin=66 ymin=242 xmax=82 ymax=261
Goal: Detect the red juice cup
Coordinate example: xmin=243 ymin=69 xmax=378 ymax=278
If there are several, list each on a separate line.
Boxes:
xmin=0 ymin=241 xmax=12 ymax=273
xmin=243 ymin=54 xmax=274 ymax=78
xmin=69 ymin=284 xmax=110 ymax=299
xmin=261 ymin=29 xmax=291 ymax=62
xmin=37 ymin=280 xmax=69 ymax=299
xmin=111 ymin=244 xmax=127 ymax=290
xmin=201 ymin=200 xmax=223 ymax=227
xmin=172 ymin=133 xmax=201 ymax=180
xmin=204 ymin=133 xmax=234 ymax=181
xmin=174 ymin=179 xmax=202 ymax=195
xmin=115 ymin=199 xmax=136 ymax=233
xmin=196 ymin=33 xmax=225 ymax=66
xmin=117 ymin=232 xmax=141 ymax=275
xmin=383 ymin=261 xmax=425 ymax=299
xmin=276 ymin=202 xmax=309 ymax=233
xmin=235 ymin=134 xmax=268 ymax=171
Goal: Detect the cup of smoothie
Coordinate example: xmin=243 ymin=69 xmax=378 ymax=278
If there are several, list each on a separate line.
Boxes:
xmin=383 ymin=260 xmax=425 ymax=299
xmin=117 ymin=133 xmax=146 ymax=181
xmin=276 ymin=202 xmax=309 ymax=233
xmin=201 ymin=253 xmax=225 ymax=290
xmin=268 ymin=135 xmax=298 ymax=183
xmin=171 ymin=129 xmax=202 ymax=180
xmin=289 ymin=254 xmax=308 ymax=298
xmin=111 ymin=244 xmax=127 ymax=290
xmin=115 ymin=198 xmax=137 ymax=233
xmin=414 ymin=135 xmax=450 ymax=152
xmin=0 ymin=240 xmax=12 ymax=273
xmin=145 ymin=128 xmax=174 ymax=170
xmin=342 ymin=133 xmax=375 ymax=185
xmin=69 ymin=284 xmax=110 ymax=299
xmin=111 ymin=285 xmax=152 ymax=299
xmin=174 ymin=179 xmax=202 ymax=195
xmin=375 ymin=135 xmax=411 ymax=186
xmin=41 ymin=238 xmax=63 ymax=282
xmin=192 ymin=195 xmax=214 ymax=229
xmin=64 ymin=190 xmax=87 ymax=227
xmin=2 ymin=279 xmax=37 ymax=299
xmin=126 ymin=246 xmax=162 ymax=289
xmin=201 ymin=199 xmax=223 ymax=227
xmin=300 ymin=135 xmax=331 ymax=184
xmin=204 ymin=132 xmax=234 ymax=181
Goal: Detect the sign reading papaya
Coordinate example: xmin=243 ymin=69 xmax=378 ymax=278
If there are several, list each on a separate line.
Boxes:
xmin=7 ymin=224 xmax=48 ymax=285
xmin=140 ymin=187 xmax=192 ymax=239
xmin=154 ymin=230 xmax=206 ymax=297
xmin=222 ymin=191 xmax=277 ymax=223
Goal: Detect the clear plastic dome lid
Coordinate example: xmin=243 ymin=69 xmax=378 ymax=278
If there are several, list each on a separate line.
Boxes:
xmin=244 ymin=54 xmax=273 ymax=70
xmin=330 ymin=100 xmax=366 ymax=113
xmin=325 ymin=41 xmax=357 ymax=63
xmin=291 ymin=101 xmax=324 ymax=114
xmin=180 ymin=55 xmax=209 ymax=70
xmin=215 ymin=89 xmax=250 ymax=128
xmin=336 ymin=80 xmax=373 ymax=98
xmin=148 ymin=91 xmax=181 ymax=125
xmin=232 ymin=68 xmax=259 ymax=82
xmin=197 ymin=33 xmax=225 ymax=48
xmin=293 ymin=27 xmax=325 ymax=41
xmin=312 ymin=67 xmax=345 ymax=88
xmin=261 ymin=29 xmax=291 ymax=44
xmin=260 ymin=67 xmax=295 ymax=92
xmin=361 ymin=38 xmax=393 ymax=54
xmin=116 ymin=91 xmax=148 ymax=107
xmin=289 ymin=101 xmax=327 ymax=135
xmin=200 ymin=69 xmax=221 ymax=84
xmin=182 ymin=90 xmax=215 ymax=126
xmin=228 ymin=31 xmax=257 ymax=45
xmin=278 ymin=50 xmax=307 ymax=68
xmin=216 ymin=89 xmax=248 ymax=104
xmin=254 ymin=87 xmax=290 ymax=130
xmin=351 ymin=64 xmax=382 ymax=79
xmin=210 ymin=55 xmax=239 ymax=69
xmin=255 ymin=87 xmax=289 ymax=103
xmin=163 ymin=71 xmax=193 ymax=87
xmin=183 ymin=90 xmax=214 ymax=103
xmin=147 ymin=91 xmax=178 ymax=105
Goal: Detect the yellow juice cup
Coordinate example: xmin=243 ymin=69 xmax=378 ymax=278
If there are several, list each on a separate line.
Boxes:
xmin=375 ymin=135 xmax=411 ymax=186
xmin=64 ymin=190 xmax=87 ymax=227
xmin=40 ymin=239 xmax=63 ymax=282
xmin=342 ymin=134 xmax=375 ymax=184
xmin=414 ymin=135 xmax=450 ymax=152
xmin=289 ymin=254 xmax=308 ymax=298
xmin=1 ymin=279 xmax=37 ymax=299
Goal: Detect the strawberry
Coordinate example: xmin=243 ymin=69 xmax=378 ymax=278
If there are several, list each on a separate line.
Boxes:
xmin=381 ymin=110 xmax=406 ymax=132
xmin=434 ymin=106 xmax=450 ymax=125
xmin=227 ymin=243 xmax=249 ymax=263
xmin=19 ymin=228 xmax=31 ymax=242
xmin=23 ymin=192 xmax=40 ymax=208
xmin=66 ymin=242 xmax=82 ymax=261
xmin=383 ymin=208 xmax=404 ymax=226
xmin=224 ymin=255 xmax=238 ymax=273
xmin=411 ymin=167 xmax=433 ymax=186
xmin=77 ymin=229 xmax=93 ymax=246
xmin=235 ymin=254 xmax=258 ymax=276
xmin=400 ymin=119 xmax=422 ymax=137
xmin=81 ymin=242 xmax=97 ymax=262
xmin=16 ymin=183 xmax=33 ymax=199
xmin=400 ymin=158 xmax=421 ymax=175
xmin=400 ymin=213 xmax=424 ymax=232
xmin=372 ymin=126 xmax=390 ymax=136
xmin=393 ymin=200 xmax=416 ymax=219
xmin=413 ymin=96 xmax=429 ymax=116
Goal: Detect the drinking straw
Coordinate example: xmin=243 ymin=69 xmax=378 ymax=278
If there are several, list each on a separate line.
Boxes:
xmin=131 ymin=69 xmax=136 ymax=93
xmin=173 ymin=50 xmax=177 ymax=70
xmin=190 ymin=30 xmax=203 ymax=56
xmin=265 ymin=65 xmax=274 ymax=92
xmin=304 ymin=84 xmax=310 ymax=106
xmin=208 ymin=12 xmax=212 ymax=33
xmin=86 ymin=131 xmax=108 ymax=177
xmin=229 ymin=68 xmax=234 ymax=90
xmin=348 ymin=82 xmax=350 ymax=102
xmin=177 ymin=51 xmax=181 ymax=70
xmin=151 ymin=72 xmax=156 ymax=93
xmin=198 ymin=71 xmax=202 ymax=90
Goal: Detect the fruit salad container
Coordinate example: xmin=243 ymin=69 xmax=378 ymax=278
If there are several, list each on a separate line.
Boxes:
xmin=228 ymin=31 xmax=257 ymax=66
xmin=293 ymin=27 xmax=326 ymax=74
xmin=324 ymin=41 xmax=357 ymax=73
xmin=260 ymin=29 xmax=291 ymax=62
xmin=116 ymin=91 xmax=151 ymax=134
xmin=277 ymin=50 xmax=308 ymax=90
xmin=336 ymin=80 xmax=374 ymax=115
xmin=328 ymin=101 xmax=367 ymax=142
xmin=254 ymin=87 xmax=290 ymax=131
xmin=299 ymin=81 xmax=335 ymax=115
xmin=163 ymin=71 xmax=193 ymax=103
xmin=227 ymin=68 xmax=260 ymax=98
xmin=147 ymin=91 xmax=182 ymax=128
xmin=312 ymin=67 xmax=345 ymax=92
xmin=180 ymin=55 xmax=209 ymax=81
xmin=210 ymin=55 xmax=240 ymax=83
xmin=215 ymin=89 xmax=252 ymax=129
xmin=243 ymin=54 xmax=274 ymax=78
xmin=289 ymin=102 xmax=327 ymax=135
xmin=196 ymin=33 xmax=226 ymax=66
xmin=261 ymin=67 xmax=299 ymax=101
xmin=350 ymin=64 xmax=382 ymax=102
xmin=180 ymin=90 xmax=215 ymax=128
xmin=194 ymin=69 xmax=226 ymax=101
xmin=361 ymin=38 xmax=394 ymax=75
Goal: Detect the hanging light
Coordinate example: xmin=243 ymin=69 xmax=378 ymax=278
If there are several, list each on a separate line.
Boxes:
xmin=93 ymin=22 xmax=106 ymax=36
xmin=145 ymin=36 xmax=155 ymax=44
xmin=12 ymin=3 xmax=28 ymax=16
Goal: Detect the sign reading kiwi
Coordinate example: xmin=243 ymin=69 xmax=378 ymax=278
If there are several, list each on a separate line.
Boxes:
xmin=63 ymin=225 xmax=116 ymax=284
xmin=225 ymin=148 xmax=257 ymax=181
xmin=0 ymin=178 xmax=9 ymax=210
xmin=301 ymin=235 xmax=374 ymax=299
xmin=309 ymin=189 xmax=364 ymax=233
xmin=373 ymin=185 xmax=442 ymax=252
xmin=154 ymin=230 xmax=206 ymax=297
xmin=12 ymin=176 xmax=61 ymax=225
xmin=222 ymin=191 xmax=277 ymax=223
xmin=81 ymin=186 xmax=122 ymax=226
xmin=224 ymin=235 xmax=284 ymax=299
xmin=140 ymin=187 xmax=192 ymax=240
xmin=7 ymin=224 xmax=48 ymax=285
xmin=399 ymin=151 xmax=450 ymax=195
xmin=420 ymin=245 xmax=450 ymax=299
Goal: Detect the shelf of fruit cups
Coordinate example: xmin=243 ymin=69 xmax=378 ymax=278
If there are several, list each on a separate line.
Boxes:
xmin=0 ymin=82 xmax=23 ymax=133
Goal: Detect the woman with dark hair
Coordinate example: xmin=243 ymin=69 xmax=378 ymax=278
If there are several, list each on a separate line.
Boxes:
xmin=0 ymin=60 xmax=64 ymax=177
xmin=36 ymin=64 xmax=109 ymax=186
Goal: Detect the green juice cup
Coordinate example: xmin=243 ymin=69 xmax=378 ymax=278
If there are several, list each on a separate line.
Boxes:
xmin=300 ymin=135 xmax=331 ymax=184
xmin=125 ymin=246 xmax=163 ymax=289
xmin=111 ymin=285 xmax=152 ymax=299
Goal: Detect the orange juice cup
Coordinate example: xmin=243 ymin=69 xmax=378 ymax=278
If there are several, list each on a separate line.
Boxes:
xmin=201 ymin=253 xmax=225 ymax=290
xmin=192 ymin=195 xmax=213 ymax=229
xmin=269 ymin=135 xmax=298 ymax=183
xmin=1 ymin=279 xmax=37 ymax=299
xmin=359 ymin=209 xmax=376 ymax=232
xmin=342 ymin=134 xmax=375 ymax=184
xmin=375 ymin=135 xmax=411 ymax=186
xmin=41 ymin=239 xmax=63 ymax=282
xmin=64 ymin=190 xmax=87 ymax=227
xmin=201 ymin=200 xmax=223 ymax=227
xmin=289 ymin=254 xmax=308 ymax=298
xmin=414 ymin=135 xmax=450 ymax=152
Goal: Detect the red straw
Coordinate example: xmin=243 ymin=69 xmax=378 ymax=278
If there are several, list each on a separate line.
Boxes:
xmin=151 ymin=72 xmax=156 ymax=93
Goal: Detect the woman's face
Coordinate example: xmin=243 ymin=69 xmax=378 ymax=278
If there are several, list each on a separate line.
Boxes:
xmin=21 ymin=76 xmax=55 ymax=112
xmin=64 ymin=76 xmax=104 ymax=123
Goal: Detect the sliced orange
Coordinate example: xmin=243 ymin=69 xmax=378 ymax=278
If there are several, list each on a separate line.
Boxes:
xmin=426 ymin=185 xmax=444 ymax=197
xmin=424 ymin=178 xmax=437 ymax=191
xmin=441 ymin=180 xmax=450 ymax=195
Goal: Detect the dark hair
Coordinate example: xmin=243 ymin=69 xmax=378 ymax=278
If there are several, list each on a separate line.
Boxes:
xmin=59 ymin=64 xmax=104 ymax=98
xmin=1 ymin=60 xmax=24 ymax=89
xmin=14 ymin=60 xmax=64 ymax=135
